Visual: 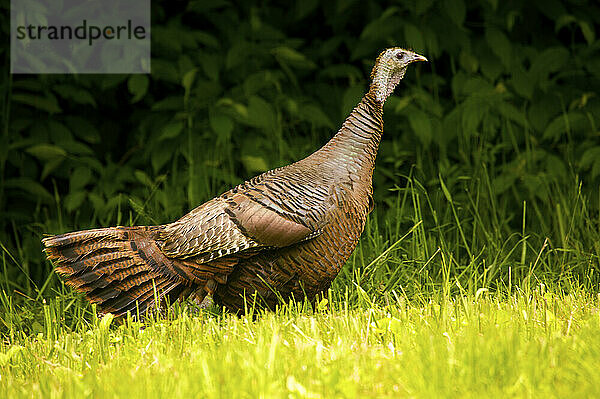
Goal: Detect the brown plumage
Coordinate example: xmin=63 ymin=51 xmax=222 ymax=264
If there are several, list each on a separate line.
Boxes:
xmin=43 ymin=48 xmax=427 ymax=316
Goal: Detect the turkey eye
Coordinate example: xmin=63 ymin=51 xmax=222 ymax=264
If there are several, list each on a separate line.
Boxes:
xmin=396 ymin=53 xmax=405 ymax=61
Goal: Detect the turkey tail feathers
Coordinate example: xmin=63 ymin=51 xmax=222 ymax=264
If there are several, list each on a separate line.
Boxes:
xmin=43 ymin=227 xmax=183 ymax=317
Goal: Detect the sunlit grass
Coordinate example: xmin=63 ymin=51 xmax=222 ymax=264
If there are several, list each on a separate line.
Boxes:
xmin=1 ymin=283 xmax=599 ymax=398
xmin=1 ymin=136 xmax=598 ymax=398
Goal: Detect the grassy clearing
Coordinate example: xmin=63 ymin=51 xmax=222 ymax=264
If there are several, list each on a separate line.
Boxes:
xmin=1 ymin=285 xmax=599 ymax=398
xmin=1 ymin=168 xmax=598 ymax=398
xmin=2 ymin=3 xmax=599 ymax=395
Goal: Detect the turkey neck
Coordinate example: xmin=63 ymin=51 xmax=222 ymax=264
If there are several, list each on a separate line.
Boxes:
xmin=314 ymin=92 xmax=384 ymax=179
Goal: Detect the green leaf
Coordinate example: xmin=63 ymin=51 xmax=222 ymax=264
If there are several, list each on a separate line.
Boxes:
xmin=580 ymin=147 xmax=600 ymax=179
xmin=159 ymin=121 xmax=184 ymax=141
xmin=593 ymin=161 xmax=600 ymax=181
xmin=543 ymin=112 xmax=587 ymax=140
xmin=59 ymin=141 xmax=94 ymax=156
xmin=245 ymin=96 xmax=276 ymax=130
xmin=242 ymin=71 xmax=276 ymax=95
xmin=64 ymin=191 xmax=87 ymax=212
xmin=226 ymin=43 xmax=249 ymax=70
xmin=272 ymin=47 xmax=316 ymax=69
xmin=294 ymin=0 xmax=319 ymax=20
xmin=152 ymin=96 xmax=184 ymax=111
xmin=537 ymin=0 xmax=567 ymax=20
xmin=391 ymin=96 xmax=412 ymax=113
xmin=41 ymin=158 xmax=65 ymax=181
xmin=416 ymin=0 xmax=436 ymax=15
xmin=209 ymin=113 xmax=234 ymax=139
xmin=128 ymin=75 xmax=149 ymax=103
xmin=554 ymin=14 xmax=577 ymax=32
xmin=152 ymin=27 xmax=184 ymax=55
xmin=26 ymin=144 xmax=67 ymax=161
xmin=193 ymin=32 xmax=220 ymax=48
xmin=88 ymin=193 xmax=105 ymax=211
xmin=99 ymin=75 xmax=128 ymax=91
xmin=105 ymin=196 xmax=125 ymax=217
xmin=439 ymin=176 xmax=453 ymax=202
xmin=151 ymin=144 xmax=173 ymax=173
xmin=492 ymin=174 xmax=517 ymax=195
xmin=485 ymin=28 xmax=512 ymax=69
xmin=4 ymin=178 xmax=54 ymax=203
xmin=545 ymin=154 xmax=567 ymax=181
xmin=578 ymin=21 xmax=595 ymax=45
xmin=341 ymin=85 xmax=365 ymax=120
xmin=459 ymin=51 xmax=479 ymax=73
xmin=134 ymin=170 xmax=154 ymax=187
xmin=497 ymin=102 xmax=527 ymax=127
xmin=200 ymin=55 xmax=220 ymax=81
xmin=319 ymin=64 xmax=362 ymax=81
xmin=479 ymin=50 xmax=503 ymax=81
xmin=241 ymin=155 xmax=268 ymax=173
xmin=191 ymin=81 xmax=221 ymax=108
xmin=444 ymin=0 xmax=465 ymax=26
xmin=70 ymin=167 xmax=92 ymax=191
xmin=48 ymin=121 xmax=73 ymax=144
xmin=53 ymin=85 xmax=97 ymax=107
xmin=187 ymin=0 xmax=229 ymax=14
xmin=360 ymin=8 xmax=399 ymax=40
xmin=64 ymin=116 xmax=101 ymax=144
xmin=12 ymin=93 xmax=61 ymax=114
xmin=462 ymin=98 xmax=488 ymax=135
xmin=151 ymin=59 xmax=180 ymax=84
xmin=509 ymin=66 xmax=534 ymax=99
xmin=529 ymin=47 xmax=569 ymax=85
xmin=298 ymin=104 xmax=333 ymax=128
xmin=408 ymin=108 xmax=433 ymax=147
xmin=404 ymin=24 xmax=425 ymax=53
xmin=182 ymin=68 xmax=198 ymax=93
xmin=99 ymin=312 xmax=114 ymax=331
xmin=462 ymin=77 xmax=494 ymax=96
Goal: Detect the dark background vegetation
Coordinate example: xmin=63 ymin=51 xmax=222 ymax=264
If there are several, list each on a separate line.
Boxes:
xmin=1 ymin=0 xmax=599 ymax=303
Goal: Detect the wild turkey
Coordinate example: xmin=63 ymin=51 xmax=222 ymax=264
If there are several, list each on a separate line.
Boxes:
xmin=43 ymin=48 xmax=427 ymax=316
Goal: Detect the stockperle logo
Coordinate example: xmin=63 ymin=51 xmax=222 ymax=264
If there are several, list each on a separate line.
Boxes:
xmin=11 ymin=0 xmax=150 ymax=74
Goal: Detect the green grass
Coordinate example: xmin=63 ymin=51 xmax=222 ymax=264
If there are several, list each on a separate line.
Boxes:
xmin=1 ymin=172 xmax=599 ymax=398
xmin=2 ymin=129 xmax=600 ymax=397
xmin=1 ymin=285 xmax=600 ymax=398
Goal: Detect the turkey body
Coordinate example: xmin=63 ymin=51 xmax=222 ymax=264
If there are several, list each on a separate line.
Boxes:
xmin=216 ymin=96 xmax=382 ymax=311
xmin=43 ymin=48 xmax=426 ymax=316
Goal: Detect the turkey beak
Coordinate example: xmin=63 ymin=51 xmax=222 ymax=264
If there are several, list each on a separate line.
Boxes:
xmin=412 ymin=53 xmax=428 ymax=63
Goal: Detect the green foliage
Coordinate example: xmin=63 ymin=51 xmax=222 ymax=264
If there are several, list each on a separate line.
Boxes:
xmin=0 ymin=0 xmax=599 ymax=298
